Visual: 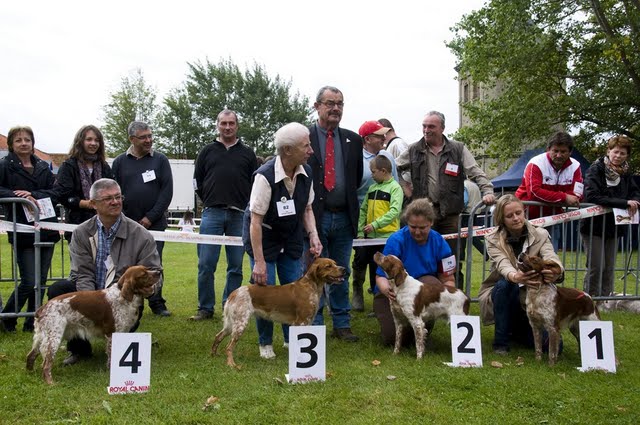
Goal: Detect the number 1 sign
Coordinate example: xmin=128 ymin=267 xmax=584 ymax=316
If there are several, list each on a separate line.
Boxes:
xmin=108 ymin=333 xmax=152 ymax=394
xmin=578 ymin=321 xmax=616 ymax=373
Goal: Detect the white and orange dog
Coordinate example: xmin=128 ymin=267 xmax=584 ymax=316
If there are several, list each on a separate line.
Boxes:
xmin=26 ymin=266 xmax=161 ymax=384
xmin=211 ymin=257 xmax=345 ymax=368
xmin=517 ymin=253 xmax=600 ymax=365
xmin=373 ymin=252 xmax=470 ymax=359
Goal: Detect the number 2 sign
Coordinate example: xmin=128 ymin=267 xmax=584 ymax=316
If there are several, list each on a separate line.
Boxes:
xmin=448 ymin=315 xmax=483 ymax=367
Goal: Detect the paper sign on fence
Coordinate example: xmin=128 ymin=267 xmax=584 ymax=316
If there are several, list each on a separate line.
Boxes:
xmin=22 ymin=197 xmax=56 ymax=222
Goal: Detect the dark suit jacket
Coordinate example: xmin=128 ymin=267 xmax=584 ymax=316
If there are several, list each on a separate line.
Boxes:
xmin=307 ymin=123 xmax=363 ymax=237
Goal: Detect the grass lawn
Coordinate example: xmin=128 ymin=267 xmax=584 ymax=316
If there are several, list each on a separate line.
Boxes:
xmin=1 ymin=241 xmax=639 ymax=424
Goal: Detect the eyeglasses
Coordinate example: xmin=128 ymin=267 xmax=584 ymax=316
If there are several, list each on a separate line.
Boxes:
xmin=132 ymin=134 xmax=153 ymax=141
xmin=94 ymin=195 xmax=125 ymax=203
xmin=319 ymin=101 xmax=345 ymax=109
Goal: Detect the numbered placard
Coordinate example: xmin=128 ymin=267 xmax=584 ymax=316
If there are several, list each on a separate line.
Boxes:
xmin=578 ymin=321 xmax=616 ymax=373
xmin=286 ymin=325 xmax=326 ymax=384
xmin=447 ymin=315 xmax=483 ymax=367
xmin=108 ymin=332 xmax=152 ymax=394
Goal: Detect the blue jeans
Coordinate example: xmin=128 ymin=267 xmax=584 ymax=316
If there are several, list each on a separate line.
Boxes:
xmin=147 ymin=240 xmax=166 ymax=311
xmin=1 ymin=246 xmax=55 ymax=330
xmin=249 ymin=254 xmax=303 ymax=346
xmin=197 ymin=207 xmax=244 ymax=313
xmin=309 ymin=211 xmax=353 ymax=329
xmin=491 ymin=278 xmax=532 ymax=350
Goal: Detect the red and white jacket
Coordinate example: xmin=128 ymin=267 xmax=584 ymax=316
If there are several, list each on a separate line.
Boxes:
xmin=515 ymin=152 xmax=583 ymax=218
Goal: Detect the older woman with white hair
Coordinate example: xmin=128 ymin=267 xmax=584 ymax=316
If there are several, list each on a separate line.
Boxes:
xmin=242 ymin=122 xmax=323 ymax=360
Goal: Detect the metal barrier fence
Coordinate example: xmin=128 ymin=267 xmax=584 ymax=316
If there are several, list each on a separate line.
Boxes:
xmin=2 ymin=197 xmax=638 ymax=324
xmin=462 ymin=200 xmax=640 ymax=301
xmin=0 ymin=198 xmax=63 ymax=323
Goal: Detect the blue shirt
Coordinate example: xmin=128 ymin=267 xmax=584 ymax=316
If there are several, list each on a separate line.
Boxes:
xmin=375 ymin=226 xmax=452 ymax=288
xmin=95 ymin=215 xmax=122 ymax=289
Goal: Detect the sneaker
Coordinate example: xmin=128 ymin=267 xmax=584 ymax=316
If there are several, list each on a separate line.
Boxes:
xmin=152 ymin=307 xmax=172 ymax=317
xmin=259 ymin=345 xmax=276 ymax=359
xmin=188 ymin=310 xmax=213 ymax=321
xmin=62 ymin=354 xmax=81 ymax=366
xmin=283 ymin=342 xmax=289 ymax=349
xmin=493 ymin=347 xmax=509 ymax=356
xmin=331 ymin=328 xmax=359 ymax=342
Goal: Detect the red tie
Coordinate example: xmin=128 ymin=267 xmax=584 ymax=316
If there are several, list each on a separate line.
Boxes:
xmin=324 ymin=130 xmax=335 ymax=191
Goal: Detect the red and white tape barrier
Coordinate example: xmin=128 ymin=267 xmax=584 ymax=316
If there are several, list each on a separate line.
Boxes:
xmin=0 ymin=205 xmax=610 ymax=247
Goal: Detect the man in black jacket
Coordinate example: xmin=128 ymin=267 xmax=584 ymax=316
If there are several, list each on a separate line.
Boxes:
xmin=307 ymin=86 xmax=363 ymax=341
xmin=112 ymin=121 xmax=173 ymax=316
xmin=192 ymin=110 xmax=257 ymax=321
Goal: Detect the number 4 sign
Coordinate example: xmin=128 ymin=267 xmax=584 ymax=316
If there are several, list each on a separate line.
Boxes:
xmin=286 ymin=326 xmax=326 ymax=384
xmin=108 ymin=333 xmax=152 ymax=394
xmin=446 ymin=315 xmax=483 ymax=368
xmin=578 ymin=321 xmax=616 ymax=373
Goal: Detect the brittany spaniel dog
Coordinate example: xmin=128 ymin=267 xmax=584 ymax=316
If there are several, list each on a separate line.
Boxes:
xmin=211 ymin=257 xmax=345 ymax=368
xmin=373 ymin=252 xmax=470 ymax=359
xmin=26 ymin=265 xmax=161 ymax=384
xmin=517 ymin=253 xmax=600 ymax=365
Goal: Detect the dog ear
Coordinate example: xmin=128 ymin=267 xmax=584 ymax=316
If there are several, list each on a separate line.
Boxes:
xmin=305 ymin=257 xmax=321 ymax=280
xmin=119 ymin=269 xmax=135 ymax=302
xmin=393 ymin=268 xmax=406 ymax=285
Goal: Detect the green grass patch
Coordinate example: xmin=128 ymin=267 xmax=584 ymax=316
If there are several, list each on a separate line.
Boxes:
xmin=0 ymin=242 xmax=639 ymax=424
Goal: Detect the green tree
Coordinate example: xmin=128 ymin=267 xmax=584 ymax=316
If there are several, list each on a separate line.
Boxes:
xmin=161 ymin=58 xmax=312 ymax=157
xmin=155 ymin=88 xmax=204 ymax=159
xmin=102 ymin=69 xmax=159 ymax=155
xmin=448 ymin=0 xmax=640 ymax=162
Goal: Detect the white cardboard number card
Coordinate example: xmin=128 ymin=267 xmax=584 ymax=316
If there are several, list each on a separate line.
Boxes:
xmin=447 ymin=315 xmax=483 ymax=368
xmin=578 ymin=321 xmax=616 ymax=373
xmin=108 ymin=332 xmax=152 ymax=394
xmin=286 ymin=325 xmax=326 ymax=384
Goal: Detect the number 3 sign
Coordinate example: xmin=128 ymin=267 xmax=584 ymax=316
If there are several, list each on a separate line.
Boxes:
xmin=108 ymin=333 xmax=152 ymax=394
xmin=286 ymin=326 xmax=326 ymax=383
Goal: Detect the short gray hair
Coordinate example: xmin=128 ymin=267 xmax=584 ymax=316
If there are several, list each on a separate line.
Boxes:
xmin=316 ymin=86 xmax=342 ymax=103
xmin=425 ymin=111 xmax=445 ymax=128
xmin=274 ymin=123 xmax=309 ymax=155
xmin=90 ymin=178 xmax=121 ymax=200
xmin=128 ymin=121 xmax=151 ymax=137
xmin=217 ymin=109 xmax=238 ymax=124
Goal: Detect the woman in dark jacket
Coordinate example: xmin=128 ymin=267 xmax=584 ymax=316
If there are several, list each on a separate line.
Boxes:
xmin=580 ymin=135 xmax=640 ymax=297
xmin=54 ymin=125 xmax=112 ymax=241
xmin=0 ymin=126 xmax=60 ymax=332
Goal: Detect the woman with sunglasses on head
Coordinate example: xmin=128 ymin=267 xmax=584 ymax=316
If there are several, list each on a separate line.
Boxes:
xmin=0 ymin=126 xmax=60 ymax=333
xmin=54 ymin=125 xmax=113 ymax=242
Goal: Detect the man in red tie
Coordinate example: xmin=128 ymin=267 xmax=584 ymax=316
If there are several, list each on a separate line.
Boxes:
xmin=307 ymin=86 xmax=363 ymax=342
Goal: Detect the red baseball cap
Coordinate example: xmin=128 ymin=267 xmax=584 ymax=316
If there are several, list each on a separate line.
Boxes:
xmin=358 ymin=121 xmax=390 ymax=137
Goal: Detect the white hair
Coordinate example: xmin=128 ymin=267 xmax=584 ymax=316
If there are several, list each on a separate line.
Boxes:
xmin=274 ymin=123 xmax=309 ymax=155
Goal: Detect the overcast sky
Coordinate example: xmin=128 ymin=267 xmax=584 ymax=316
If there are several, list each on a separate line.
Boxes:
xmin=1 ymin=0 xmax=485 ymax=154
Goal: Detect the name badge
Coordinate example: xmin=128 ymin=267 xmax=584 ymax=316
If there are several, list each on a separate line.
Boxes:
xmin=277 ymin=198 xmax=296 ymax=217
xmin=105 ymin=255 xmax=114 ymax=271
xmin=444 ymin=163 xmax=459 ymax=176
xmin=439 ymin=255 xmax=456 ymax=275
xmin=574 ymin=181 xmax=584 ymax=197
xmin=142 ymin=170 xmax=156 ymax=183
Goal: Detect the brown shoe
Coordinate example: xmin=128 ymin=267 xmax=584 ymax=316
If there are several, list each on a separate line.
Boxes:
xmin=331 ymin=328 xmax=359 ymax=342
